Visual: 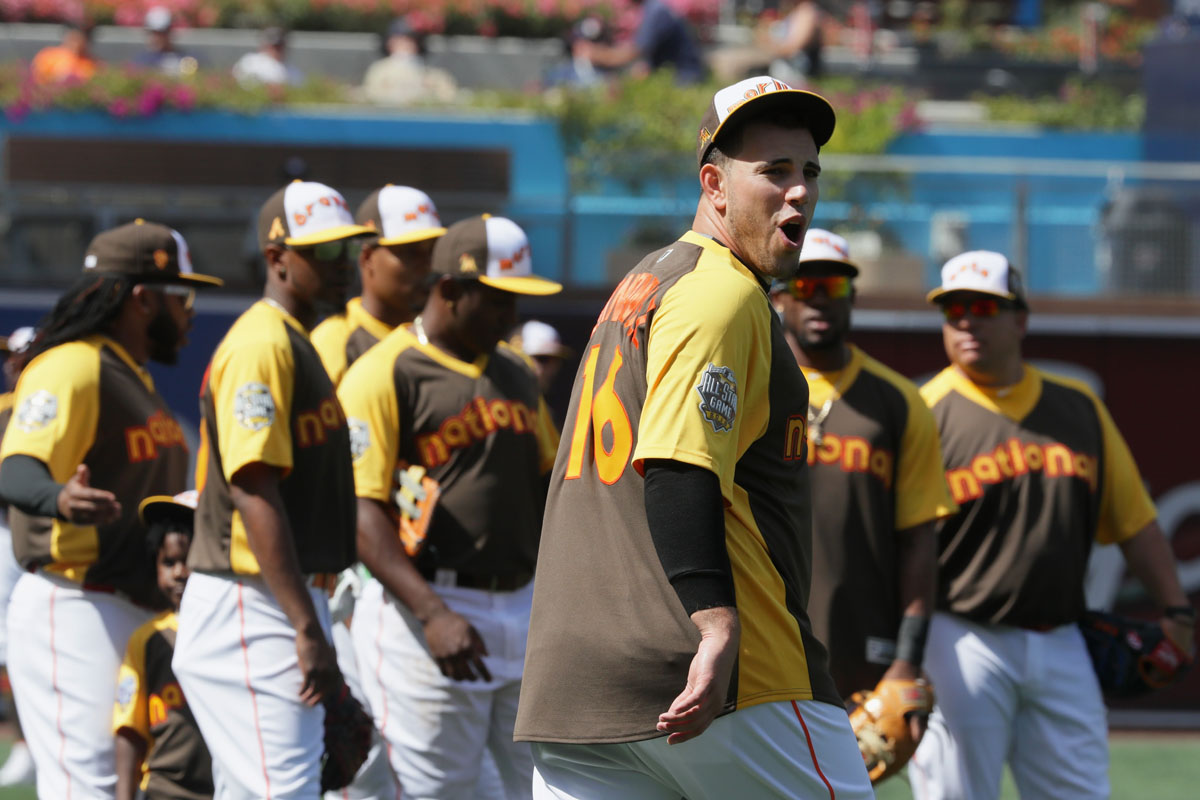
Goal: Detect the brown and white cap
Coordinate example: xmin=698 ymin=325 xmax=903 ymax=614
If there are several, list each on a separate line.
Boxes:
xmin=83 ymin=219 xmax=223 ymax=287
xmin=927 ymin=250 xmax=1028 ymax=308
xmin=431 ymin=215 xmax=562 ymax=296
xmin=258 ymin=180 xmax=373 ymax=250
xmin=796 ymin=228 xmax=859 ymax=277
xmin=356 ymin=185 xmax=447 ymax=246
xmin=696 ymin=75 xmax=836 ymax=167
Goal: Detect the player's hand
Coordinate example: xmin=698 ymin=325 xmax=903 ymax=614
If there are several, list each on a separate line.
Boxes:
xmin=57 ymin=464 xmax=121 ymax=526
xmin=1160 ymin=616 xmax=1196 ymax=658
xmin=423 ymin=608 xmax=491 ymax=682
xmin=882 ymin=658 xmax=929 ymax=744
xmin=657 ymin=606 xmax=740 ymax=745
xmin=296 ymin=626 xmax=341 ymax=706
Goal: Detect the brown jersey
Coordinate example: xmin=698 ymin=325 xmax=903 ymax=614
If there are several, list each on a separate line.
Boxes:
xmin=515 ymin=231 xmax=841 ymax=745
xmin=0 ymin=336 xmax=188 ymax=603
xmin=311 ymin=297 xmax=395 ymax=386
xmin=921 ymin=365 xmax=1155 ymax=629
xmin=802 ymin=346 xmax=955 ymax=696
xmin=190 ymin=301 xmax=356 ymax=575
xmin=114 ymin=611 xmax=213 ymax=800
xmin=0 ymin=392 xmax=11 ymax=512
xmin=338 ymin=327 xmax=558 ymax=576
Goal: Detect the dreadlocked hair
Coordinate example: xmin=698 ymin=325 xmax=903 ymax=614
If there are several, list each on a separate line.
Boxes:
xmin=30 ymin=274 xmax=137 ymax=359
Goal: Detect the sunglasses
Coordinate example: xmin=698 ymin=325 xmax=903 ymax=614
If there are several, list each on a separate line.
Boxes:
xmin=783 ymin=275 xmax=852 ymax=301
xmin=940 ymin=297 xmax=1013 ymax=322
xmin=160 ymin=284 xmax=195 ymax=311
xmin=290 ymin=238 xmax=359 ymax=264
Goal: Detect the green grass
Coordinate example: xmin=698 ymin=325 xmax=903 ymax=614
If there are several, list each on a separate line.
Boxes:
xmin=875 ymin=736 xmax=1200 ymax=800
xmin=0 ymin=735 xmax=1195 ymax=798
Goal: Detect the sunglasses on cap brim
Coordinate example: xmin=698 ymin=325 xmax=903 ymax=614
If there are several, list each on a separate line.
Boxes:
xmin=940 ymin=297 xmax=1016 ymax=322
xmin=782 ymin=275 xmax=852 ymax=301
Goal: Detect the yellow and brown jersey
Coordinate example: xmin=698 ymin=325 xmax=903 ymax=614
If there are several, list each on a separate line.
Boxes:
xmin=339 ymin=328 xmax=558 ymax=576
xmin=803 ymin=346 xmax=955 ymax=696
xmin=515 ymin=231 xmax=841 ymax=745
xmin=0 ymin=336 xmax=187 ymax=601
xmin=0 ymin=392 xmax=12 ymax=512
xmin=190 ymin=301 xmax=355 ymax=575
xmin=114 ymin=611 xmax=213 ymax=800
xmin=311 ymin=297 xmax=395 ymax=386
xmin=921 ymin=365 xmax=1155 ymax=629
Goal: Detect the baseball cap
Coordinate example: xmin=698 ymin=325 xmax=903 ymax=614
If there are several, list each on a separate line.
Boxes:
xmin=0 ymin=326 xmax=36 ymax=355
xmin=83 ymin=220 xmax=223 ymax=287
xmin=138 ymin=489 xmax=199 ymax=525
xmin=356 ymin=185 xmax=447 ymax=246
xmin=431 ymin=215 xmax=562 ymax=296
xmin=144 ymin=6 xmax=172 ymax=33
xmin=258 ymin=180 xmax=374 ymax=250
xmin=697 ymin=75 xmax=836 ymax=167
xmin=927 ymin=250 xmax=1028 ymax=308
xmin=515 ymin=320 xmax=573 ymax=359
xmin=796 ymin=228 xmax=859 ymax=277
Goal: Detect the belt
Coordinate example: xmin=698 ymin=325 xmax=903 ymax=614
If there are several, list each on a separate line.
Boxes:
xmin=420 ymin=566 xmax=533 ymax=593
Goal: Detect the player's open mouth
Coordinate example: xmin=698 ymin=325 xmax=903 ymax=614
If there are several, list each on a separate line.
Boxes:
xmin=779 ymin=221 xmax=804 ymax=247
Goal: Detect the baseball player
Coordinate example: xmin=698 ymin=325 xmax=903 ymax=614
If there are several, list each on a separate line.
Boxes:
xmin=515 ymin=77 xmax=873 ymax=799
xmin=171 ymin=180 xmax=369 ymax=798
xmin=0 ymin=221 xmax=220 ymax=799
xmin=909 ymin=251 xmax=1196 ymax=800
xmin=511 ymin=320 xmax=574 ymax=399
xmin=0 ymin=327 xmax=37 ymax=788
xmin=770 ymin=229 xmax=954 ymax=705
xmin=313 ymin=185 xmax=445 ymax=800
xmin=114 ymin=490 xmax=212 ymax=800
xmin=339 ymin=214 xmax=561 ymax=800
xmin=313 ymin=184 xmax=446 ymax=386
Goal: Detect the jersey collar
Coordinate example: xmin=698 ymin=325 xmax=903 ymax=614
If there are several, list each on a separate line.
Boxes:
xmin=800 ymin=344 xmax=863 ymax=407
xmin=399 ymin=323 xmax=489 ymax=378
xmin=949 ymin=363 xmax=1042 ymax=421
xmin=92 ymin=334 xmax=155 ymax=392
xmin=258 ymin=298 xmax=310 ymax=338
xmin=681 ymin=231 xmax=770 ymax=292
xmin=346 ymin=297 xmax=395 ymax=342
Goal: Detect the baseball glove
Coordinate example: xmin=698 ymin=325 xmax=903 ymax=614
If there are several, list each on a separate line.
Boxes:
xmin=320 ymin=679 xmax=375 ymax=792
xmin=1078 ymin=609 xmax=1193 ymax=697
xmin=847 ymin=677 xmax=934 ymax=784
xmin=394 ymin=461 xmax=440 ymax=557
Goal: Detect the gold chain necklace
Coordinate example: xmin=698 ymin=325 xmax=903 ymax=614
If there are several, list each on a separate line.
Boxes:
xmin=804 ymin=364 xmax=856 ymax=447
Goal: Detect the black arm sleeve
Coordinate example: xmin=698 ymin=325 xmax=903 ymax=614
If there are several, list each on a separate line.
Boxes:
xmin=643 ymin=458 xmax=735 ymax=616
xmin=0 ymin=455 xmax=63 ymax=518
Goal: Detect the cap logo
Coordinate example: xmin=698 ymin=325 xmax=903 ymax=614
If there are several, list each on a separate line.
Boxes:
xmin=459 ymin=254 xmax=478 ymax=274
xmin=699 ymin=127 xmax=711 ymax=146
xmin=499 ymin=244 xmax=529 ymax=272
xmin=292 ymin=194 xmax=350 ymax=228
xmin=267 ymin=217 xmax=286 ymax=241
xmin=725 ymin=78 xmax=791 ymax=116
xmin=153 ymin=249 xmax=170 ymax=269
xmin=810 ymin=234 xmax=847 ymax=258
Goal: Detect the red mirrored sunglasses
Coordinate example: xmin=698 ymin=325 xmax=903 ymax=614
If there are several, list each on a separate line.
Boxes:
xmin=784 ymin=275 xmax=852 ymax=301
xmin=941 ymin=297 xmax=1014 ymax=322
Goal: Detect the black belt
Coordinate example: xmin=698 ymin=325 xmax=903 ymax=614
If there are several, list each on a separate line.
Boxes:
xmin=418 ymin=566 xmax=533 ymax=592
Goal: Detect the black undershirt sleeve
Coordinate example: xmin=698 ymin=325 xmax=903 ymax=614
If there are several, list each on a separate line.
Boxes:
xmin=0 ymin=455 xmax=63 ymax=518
xmin=643 ymin=458 xmax=735 ymax=616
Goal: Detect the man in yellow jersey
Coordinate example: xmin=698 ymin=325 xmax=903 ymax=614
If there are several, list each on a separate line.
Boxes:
xmin=313 ymin=184 xmax=446 ymax=386
xmin=339 ymin=214 xmax=561 ymax=799
xmin=910 ymin=251 xmax=1195 ymax=800
xmin=172 ymin=180 xmax=370 ymax=798
xmin=515 ymin=77 xmax=873 ymax=799
xmin=0 ymin=221 xmax=220 ymax=799
xmin=312 ymin=185 xmax=442 ymax=799
xmin=770 ymin=230 xmax=953 ymax=737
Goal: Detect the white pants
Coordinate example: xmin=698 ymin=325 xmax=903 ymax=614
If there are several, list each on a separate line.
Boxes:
xmin=531 ymin=698 xmax=873 ymax=799
xmin=6 ymin=570 xmax=151 ymax=800
xmin=351 ymin=577 xmax=534 ymax=800
xmin=324 ymin=618 xmax=400 ymax=800
xmin=174 ymin=572 xmax=333 ymax=800
xmin=0 ymin=510 xmax=27 ymax=665
xmin=909 ymin=612 xmax=1109 ymax=800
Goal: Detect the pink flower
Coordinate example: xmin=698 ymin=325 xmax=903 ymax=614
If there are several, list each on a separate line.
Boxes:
xmin=5 ymin=99 xmax=30 ymax=123
xmin=170 ymin=83 xmax=195 ymax=110
xmin=137 ymin=83 xmax=167 ymax=115
xmin=108 ymin=97 xmax=132 ymax=117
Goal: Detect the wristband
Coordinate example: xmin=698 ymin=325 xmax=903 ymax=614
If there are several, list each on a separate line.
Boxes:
xmin=1164 ymin=605 xmax=1196 ymax=623
xmin=895 ymin=614 xmax=930 ymax=666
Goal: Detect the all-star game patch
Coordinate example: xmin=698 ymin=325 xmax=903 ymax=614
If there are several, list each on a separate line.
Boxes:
xmin=696 ymin=363 xmax=737 ymax=433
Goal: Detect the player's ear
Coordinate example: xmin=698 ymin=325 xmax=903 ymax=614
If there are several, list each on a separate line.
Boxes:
xmin=131 ymin=283 xmax=157 ymax=316
xmin=264 ymin=244 xmax=287 ymax=281
xmin=699 ymin=162 xmax=727 ymax=212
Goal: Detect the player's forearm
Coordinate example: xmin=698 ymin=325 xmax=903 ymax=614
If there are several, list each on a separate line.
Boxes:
xmin=114 ymin=729 xmax=146 ymax=800
xmin=1119 ymin=520 xmax=1190 ymax=610
xmin=231 ymin=465 xmax=323 ymax=638
xmin=0 ymin=454 xmax=62 ymax=517
xmin=894 ymin=522 xmax=937 ymax=668
xmin=356 ymin=497 xmax=447 ymax=623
